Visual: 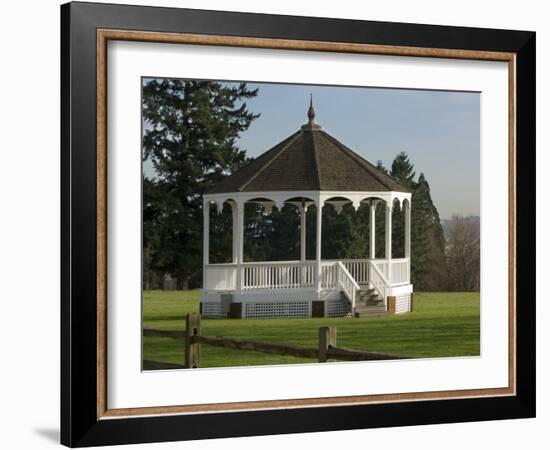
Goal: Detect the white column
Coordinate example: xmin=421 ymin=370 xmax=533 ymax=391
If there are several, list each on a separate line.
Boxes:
xmin=404 ymin=199 xmax=411 ymax=283
xmin=316 ymin=200 xmax=323 ymax=294
xmin=404 ymin=200 xmax=411 ymax=258
xmin=235 ymin=201 xmax=245 ymax=293
xmin=202 ymin=200 xmax=210 ymax=289
xmin=231 ymin=202 xmax=238 ymax=264
xmin=385 ymin=201 xmax=392 ymax=284
xmin=369 ymin=200 xmax=377 ymax=260
xmin=300 ymin=204 xmax=307 ymax=262
xmin=299 ymin=204 xmax=307 ymax=289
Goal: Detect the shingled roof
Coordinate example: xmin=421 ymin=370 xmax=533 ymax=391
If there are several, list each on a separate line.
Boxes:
xmin=207 ymin=101 xmax=409 ymax=194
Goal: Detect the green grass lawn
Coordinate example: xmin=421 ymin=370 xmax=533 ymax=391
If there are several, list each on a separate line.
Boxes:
xmin=143 ymin=290 xmax=480 ymax=368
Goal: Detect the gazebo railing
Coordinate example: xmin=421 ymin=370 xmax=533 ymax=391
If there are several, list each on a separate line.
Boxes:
xmin=370 ymin=258 xmax=409 ymax=285
xmin=390 ymin=258 xmax=410 ymax=285
xmin=322 ymin=259 xmax=370 ymax=285
xmin=203 ymin=258 xmax=409 ymax=292
xmin=325 ymin=258 xmax=409 ymax=286
xmin=242 ymin=261 xmax=316 ymax=291
xmin=320 ymin=262 xmax=338 ymax=289
xmin=204 ymin=264 xmax=237 ymax=291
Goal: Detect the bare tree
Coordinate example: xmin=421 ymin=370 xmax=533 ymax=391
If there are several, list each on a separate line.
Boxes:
xmin=446 ymin=215 xmax=480 ymax=291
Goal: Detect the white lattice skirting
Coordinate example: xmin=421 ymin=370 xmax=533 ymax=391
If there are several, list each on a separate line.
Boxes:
xmin=243 ymin=301 xmax=310 ymax=319
xmin=326 ymin=299 xmax=351 ymax=317
xmin=203 ymin=296 xmax=369 ymax=318
xmin=201 ymin=302 xmax=224 ymax=318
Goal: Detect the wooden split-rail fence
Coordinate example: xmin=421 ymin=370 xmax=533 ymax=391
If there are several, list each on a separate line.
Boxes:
xmin=143 ymin=313 xmax=408 ymax=369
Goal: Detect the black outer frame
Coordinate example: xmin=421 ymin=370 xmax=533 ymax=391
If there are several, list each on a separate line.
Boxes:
xmin=60 ymin=1 xmax=536 ymax=447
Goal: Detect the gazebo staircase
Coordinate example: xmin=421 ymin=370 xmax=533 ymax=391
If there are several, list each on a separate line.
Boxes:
xmin=353 ymin=286 xmax=388 ymax=318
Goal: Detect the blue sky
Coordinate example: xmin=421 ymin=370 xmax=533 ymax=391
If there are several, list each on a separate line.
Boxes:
xmin=235 ymin=82 xmax=480 ymax=220
xmin=144 ymin=80 xmax=480 ymax=219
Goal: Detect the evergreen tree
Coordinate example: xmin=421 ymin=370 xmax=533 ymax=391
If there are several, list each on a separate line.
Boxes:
xmin=391 ymin=152 xmax=416 ymax=188
xmin=375 ymin=201 xmax=386 ymax=259
xmin=321 ymin=205 xmax=349 ymax=259
xmin=321 ymin=204 xmax=368 ymax=260
xmin=390 ymin=152 xmax=416 ymax=258
xmin=376 ymin=160 xmax=388 ymax=174
xmin=209 ymin=204 xmax=234 ymax=264
xmin=142 ymin=79 xmax=259 ymax=288
xmin=243 ymin=203 xmax=273 ymax=262
xmin=378 ymin=154 xmax=448 ymax=290
xmin=347 ymin=204 xmax=370 ymax=259
xmin=143 ymin=177 xmax=163 ymax=289
xmin=410 ymin=173 xmax=448 ymax=290
xmin=306 ymin=206 xmax=317 ymax=260
xmin=268 ymin=206 xmax=301 ymax=261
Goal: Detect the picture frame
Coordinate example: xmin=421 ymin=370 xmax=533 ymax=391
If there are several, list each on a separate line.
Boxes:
xmin=60 ymin=1 xmax=535 ymax=447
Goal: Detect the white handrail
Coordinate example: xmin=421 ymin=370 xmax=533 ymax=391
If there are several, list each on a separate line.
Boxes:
xmin=242 ymin=261 xmax=316 ymax=290
xmin=369 ymin=260 xmax=391 ymax=309
xmin=336 ymin=261 xmax=360 ymax=311
xmin=204 ymin=258 xmax=408 ymax=294
xmin=242 ymin=260 xmax=301 ymax=266
xmin=322 ymin=259 xmax=370 ymax=284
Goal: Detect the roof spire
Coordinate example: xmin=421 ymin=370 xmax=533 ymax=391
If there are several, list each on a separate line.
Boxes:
xmin=302 ymin=94 xmax=321 ymax=130
xmin=308 ymin=94 xmax=315 ymax=122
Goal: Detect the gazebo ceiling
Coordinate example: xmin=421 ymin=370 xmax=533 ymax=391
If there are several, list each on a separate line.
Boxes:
xmin=207 ymin=100 xmax=409 ymax=195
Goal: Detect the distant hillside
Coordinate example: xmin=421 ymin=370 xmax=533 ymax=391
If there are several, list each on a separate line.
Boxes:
xmin=441 ymin=216 xmax=480 ymax=240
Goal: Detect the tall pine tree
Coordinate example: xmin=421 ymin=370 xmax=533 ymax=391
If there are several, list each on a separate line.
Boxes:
xmin=142 ymin=79 xmax=259 ymax=288
xmin=381 ymin=153 xmax=448 ymax=290
xmin=410 ymin=173 xmax=448 ymax=290
xmin=390 ymin=152 xmax=416 ymax=258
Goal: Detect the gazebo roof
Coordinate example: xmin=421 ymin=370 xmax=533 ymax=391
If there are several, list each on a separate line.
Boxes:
xmin=207 ymin=101 xmax=409 ymax=195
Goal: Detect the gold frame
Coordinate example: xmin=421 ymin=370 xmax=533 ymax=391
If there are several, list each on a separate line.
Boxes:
xmin=96 ymin=29 xmax=516 ymax=420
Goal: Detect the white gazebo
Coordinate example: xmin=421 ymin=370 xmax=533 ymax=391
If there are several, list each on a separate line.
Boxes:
xmin=201 ymin=102 xmax=413 ymax=319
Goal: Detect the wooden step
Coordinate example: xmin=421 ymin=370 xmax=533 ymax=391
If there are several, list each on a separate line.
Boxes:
xmin=355 ymin=304 xmax=386 ymax=312
xmin=358 ymin=300 xmax=380 ymax=306
xmin=356 ymin=313 xmax=387 ymax=317
xmin=358 ymin=294 xmax=380 ymax=301
xmin=356 ymin=296 xmax=383 ymax=304
xmin=358 ymin=292 xmax=379 ymax=299
xmin=358 ymin=289 xmax=376 ymax=295
xmin=354 ymin=305 xmax=387 ymax=317
xmin=358 ymin=288 xmax=379 ymax=297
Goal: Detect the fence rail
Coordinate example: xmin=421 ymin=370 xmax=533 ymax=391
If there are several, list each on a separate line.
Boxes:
xmin=194 ymin=335 xmax=319 ymax=359
xmin=143 ymin=359 xmax=185 ymax=370
xmin=143 ymin=313 xmax=408 ymax=369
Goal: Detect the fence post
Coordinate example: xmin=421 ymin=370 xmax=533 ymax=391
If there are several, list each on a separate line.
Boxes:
xmin=184 ymin=313 xmax=201 ymax=368
xmin=318 ymin=326 xmax=337 ymax=363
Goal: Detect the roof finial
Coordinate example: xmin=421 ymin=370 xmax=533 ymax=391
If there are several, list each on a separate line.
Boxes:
xmin=301 ymin=94 xmax=321 ymax=130
xmin=307 ymin=93 xmax=315 ymax=123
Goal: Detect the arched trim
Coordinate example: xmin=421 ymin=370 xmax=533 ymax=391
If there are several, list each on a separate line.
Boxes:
xmin=392 ymin=197 xmax=403 ymax=210
xmin=203 ymin=190 xmax=412 ymax=213
xmin=357 ymin=195 xmax=386 ymax=204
